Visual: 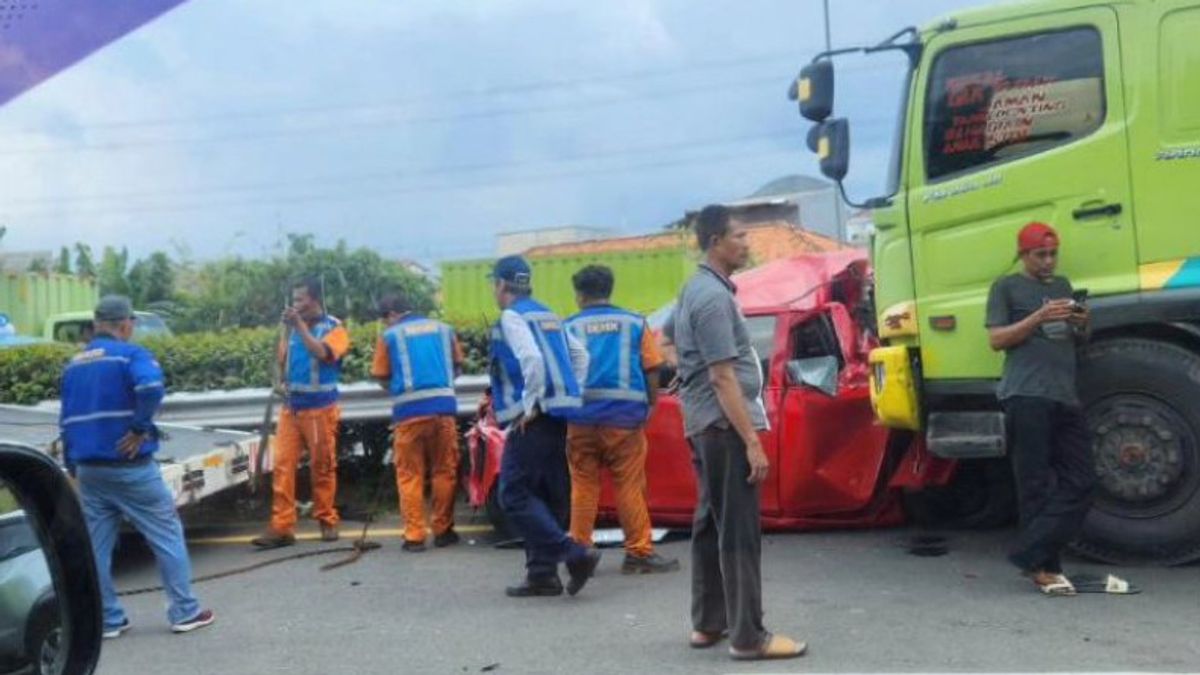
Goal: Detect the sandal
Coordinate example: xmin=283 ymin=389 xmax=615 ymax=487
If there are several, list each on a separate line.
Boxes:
xmin=689 ymin=630 xmax=728 ymax=649
xmin=1071 ymin=573 xmax=1141 ymax=595
xmin=729 ymin=633 xmax=807 ymax=661
xmin=1032 ymin=572 xmax=1077 ymax=596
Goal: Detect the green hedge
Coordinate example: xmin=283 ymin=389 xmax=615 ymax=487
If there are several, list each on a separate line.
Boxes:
xmin=0 ymin=322 xmax=492 ymax=405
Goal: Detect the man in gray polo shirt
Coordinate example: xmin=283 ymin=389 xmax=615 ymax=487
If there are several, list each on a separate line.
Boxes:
xmin=665 ymin=205 xmax=805 ymax=662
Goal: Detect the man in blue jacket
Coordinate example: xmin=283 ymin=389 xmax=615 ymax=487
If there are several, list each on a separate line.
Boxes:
xmin=489 ymin=255 xmax=600 ymax=597
xmin=60 ymin=296 xmax=214 ymax=639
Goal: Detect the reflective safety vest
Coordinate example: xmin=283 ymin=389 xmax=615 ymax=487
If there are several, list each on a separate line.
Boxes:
xmin=286 ymin=315 xmax=343 ymax=410
xmin=489 ymin=297 xmax=582 ymax=426
xmin=565 ymin=305 xmax=650 ymax=428
xmin=383 ymin=315 xmax=457 ymax=421
xmin=60 ymin=336 xmax=166 ymax=463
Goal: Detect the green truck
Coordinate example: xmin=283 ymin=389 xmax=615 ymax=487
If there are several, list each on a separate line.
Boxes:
xmin=440 ymin=246 xmax=694 ymax=325
xmin=797 ymin=0 xmax=1200 ymax=563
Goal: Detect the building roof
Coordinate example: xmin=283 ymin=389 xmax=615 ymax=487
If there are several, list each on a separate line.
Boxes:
xmin=523 ymin=223 xmax=844 ymax=260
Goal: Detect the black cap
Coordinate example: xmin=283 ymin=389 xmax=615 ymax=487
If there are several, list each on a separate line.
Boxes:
xmin=94 ymin=295 xmax=134 ymax=322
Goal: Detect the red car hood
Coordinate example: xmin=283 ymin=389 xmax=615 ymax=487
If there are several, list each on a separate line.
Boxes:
xmin=733 ymin=249 xmax=868 ymax=314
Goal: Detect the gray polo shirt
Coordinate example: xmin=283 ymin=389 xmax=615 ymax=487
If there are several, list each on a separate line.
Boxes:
xmin=665 ymin=264 xmax=768 ymax=438
xmin=985 ymin=273 xmax=1079 ymax=406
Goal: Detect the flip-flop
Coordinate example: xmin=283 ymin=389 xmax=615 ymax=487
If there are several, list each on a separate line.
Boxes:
xmin=729 ymin=634 xmax=807 ymax=661
xmin=1035 ymin=573 xmax=1077 ymax=596
xmin=1071 ymin=573 xmax=1141 ymax=595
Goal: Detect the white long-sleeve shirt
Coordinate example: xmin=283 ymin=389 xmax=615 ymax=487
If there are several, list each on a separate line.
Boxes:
xmin=499 ymin=308 xmax=589 ymax=417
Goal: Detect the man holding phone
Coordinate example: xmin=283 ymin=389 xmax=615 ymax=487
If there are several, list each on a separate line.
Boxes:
xmin=986 ymin=221 xmax=1095 ymax=595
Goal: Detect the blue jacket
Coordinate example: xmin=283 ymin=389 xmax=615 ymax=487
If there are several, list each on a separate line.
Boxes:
xmin=489 ymin=297 xmax=582 ymax=426
xmin=566 ymin=304 xmax=651 ymax=428
xmin=381 ymin=315 xmax=457 ymax=422
xmin=60 ymin=335 xmax=165 ymax=464
xmin=286 ymin=315 xmax=344 ymax=411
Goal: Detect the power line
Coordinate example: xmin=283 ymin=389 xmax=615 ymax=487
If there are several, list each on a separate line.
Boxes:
xmin=0 ymin=50 xmax=812 ymax=135
xmin=1 ymin=128 xmax=799 ymax=207
xmin=3 ymin=146 xmax=797 ymax=220
xmin=0 ymin=75 xmax=787 ymax=156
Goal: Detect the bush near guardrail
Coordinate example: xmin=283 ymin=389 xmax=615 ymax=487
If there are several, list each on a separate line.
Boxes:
xmin=0 ymin=322 xmax=492 ymax=405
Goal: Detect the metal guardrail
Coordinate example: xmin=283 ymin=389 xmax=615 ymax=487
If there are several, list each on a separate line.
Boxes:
xmin=35 ymin=375 xmax=491 ymax=431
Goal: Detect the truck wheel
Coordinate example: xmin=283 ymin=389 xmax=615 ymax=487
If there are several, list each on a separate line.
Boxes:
xmin=26 ymin=604 xmax=62 ymax=675
xmin=1074 ymin=338 xmax=1200 ymax=565
xmin=902 ymin=458 xmax=1015 ymax=530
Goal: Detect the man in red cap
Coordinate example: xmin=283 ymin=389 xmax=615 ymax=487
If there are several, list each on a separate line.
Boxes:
xmin=985 ymin=221 xmax=1094 ymax=595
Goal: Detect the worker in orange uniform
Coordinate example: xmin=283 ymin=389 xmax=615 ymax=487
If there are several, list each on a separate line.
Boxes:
xmin=252 ymin=276 xmax=350 ymax=549
xmin=371 ymin=294 xmax=464 ymax=552
xmin=565 ymin=265 xmax=680 ymax=574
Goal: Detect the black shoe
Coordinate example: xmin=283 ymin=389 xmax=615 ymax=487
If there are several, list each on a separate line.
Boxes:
xmin=434 ymin=529 xmax=461 ymax=548
xmin=621 ymin=552 xmax=681 ymax=574
xmin=251 ymin=532 xmax=295 ymax=549
xmin=505 ymin=576 xmax=564 ymax=598
xmin=402 ymin=540 xmax=427 ymax=553
xmin=565 ymin=549 xmax=601 ymax=596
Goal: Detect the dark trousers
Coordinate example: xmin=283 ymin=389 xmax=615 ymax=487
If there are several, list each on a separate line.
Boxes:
xmin=499 ymin=415 xmax=584 ymax=579
xmin=1003 ymin=396 xmax=1096 ymax=573
xmin=689 ymin=426 xmax=766 ymax=651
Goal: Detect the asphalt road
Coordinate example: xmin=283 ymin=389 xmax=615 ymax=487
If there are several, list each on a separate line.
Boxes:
xmin=96 ymin=516 xmax=1200 ymax=675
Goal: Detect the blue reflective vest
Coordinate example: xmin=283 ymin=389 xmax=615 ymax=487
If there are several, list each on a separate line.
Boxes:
xmin=565 ymin=305 xmax=651 ymax=428
xmin=286 ymin=315 xmax=343 ymax=410
xmin=383 ymin=315 xmax=457 ymax=422
xmin=59 ymin=336 xmax=166 ymax=464
xmin=489 ymin=297 xmax=582 ymax=426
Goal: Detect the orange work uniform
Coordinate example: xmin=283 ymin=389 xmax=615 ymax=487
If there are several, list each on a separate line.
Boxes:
xmin=565 ymin=307 xmax=665 ymax=557
xmin=270 ymin=316 xmax=350 ymax=536
xmin=371 ymin=316 xmax=464 ymax=544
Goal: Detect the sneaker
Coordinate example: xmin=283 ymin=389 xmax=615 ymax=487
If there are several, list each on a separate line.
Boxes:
xmin=505 ymin=576 xmax=564 ymax=598
xmin=401 ymin=539 xmax=427 ymax=553
xmin=250 ymin=532 xmax=295 ymax=549
xmin=565 ymin=549 xmax=601 ymax=596
xmin=320 ymin=524 xmax=339 ymax=542
xmin=102 ymin=618 xmax=131 ymax=639
xmin=171 ymin=609 xmax=215 ymax=634
xmin=622 ymin=552 xmax=681 ymax=575
xmin=433 ymin=529 xmax=461 ymax=548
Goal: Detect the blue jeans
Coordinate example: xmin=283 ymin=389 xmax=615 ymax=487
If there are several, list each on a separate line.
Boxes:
xmin=76 ymin=461 xmax=201 ymax=627
xmin=498 ymin=416 xmax=586 ymax=579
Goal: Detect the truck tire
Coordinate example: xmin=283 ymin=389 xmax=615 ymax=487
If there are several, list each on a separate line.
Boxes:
xmin=1074 ymin=338 xmax=1200 ymax=565
xmin=25 ymin=602 xmax=62 ymax=675
xmin=902 ymin=457 xmax=1015 ymax=530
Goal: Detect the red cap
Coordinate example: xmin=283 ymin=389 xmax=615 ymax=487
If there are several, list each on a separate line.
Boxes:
xmin=1017 ymin=221 xmax=1059 ymax=253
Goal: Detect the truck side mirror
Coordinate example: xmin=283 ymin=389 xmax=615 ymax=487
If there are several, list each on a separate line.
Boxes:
xmin=817 ymin=118 xmax=850 ymax=182
xmin=790 ymin=60 xmax=833 ymax=122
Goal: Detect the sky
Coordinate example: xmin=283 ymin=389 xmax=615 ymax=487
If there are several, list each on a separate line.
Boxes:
xmin=0 ymin=0 xmax=982 ymax=266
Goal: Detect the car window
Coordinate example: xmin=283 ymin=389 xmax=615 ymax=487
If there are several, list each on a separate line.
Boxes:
xmin=924 ymin=27 xmax=1105 ymax=181
xmin=133 ymin=314 xmax=171 ymax=338
xmin=53 ymin=320 xmax=91 ymax=343
xmin=745 ymin=315 xmax=777 ymax=380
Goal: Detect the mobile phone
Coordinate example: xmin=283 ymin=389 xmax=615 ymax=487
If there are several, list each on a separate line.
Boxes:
xmin=1071 ymin=288 xmax=1088 ymax=311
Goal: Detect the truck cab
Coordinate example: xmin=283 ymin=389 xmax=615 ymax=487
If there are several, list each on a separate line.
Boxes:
xmin=797 ymin=0 xmax=1200 ymax=564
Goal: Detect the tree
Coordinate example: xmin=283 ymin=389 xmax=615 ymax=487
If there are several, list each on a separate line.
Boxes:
xmin=73 ymin=243 xmax=96 ymax=278
xmin=128 ymin=252 xmax=175 ymax=306
xmin=55 ymin=247 xmax=71 ymax=275
xmin=97 ymin=246 xmax=131 ymax=296
xmin=27 ymin=258 xmax=48 ymax=273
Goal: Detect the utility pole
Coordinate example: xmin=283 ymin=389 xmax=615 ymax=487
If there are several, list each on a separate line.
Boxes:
xmin=822 ymin=0 xmax=832 ymax=51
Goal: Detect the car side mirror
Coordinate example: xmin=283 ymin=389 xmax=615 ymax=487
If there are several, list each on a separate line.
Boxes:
xmin=816 ymin=118 xmax=850 ymax=182
xmin=790 ymin=60 xmax=833 ymax=122
xmin=0 ymin=443 xmax=102 ymax=675
xmin=786 ymin=356 xmax=840 ymax=396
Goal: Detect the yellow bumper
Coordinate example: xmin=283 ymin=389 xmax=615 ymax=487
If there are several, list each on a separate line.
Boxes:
xmin=868 ymin=345 xmax=922 ymax=430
